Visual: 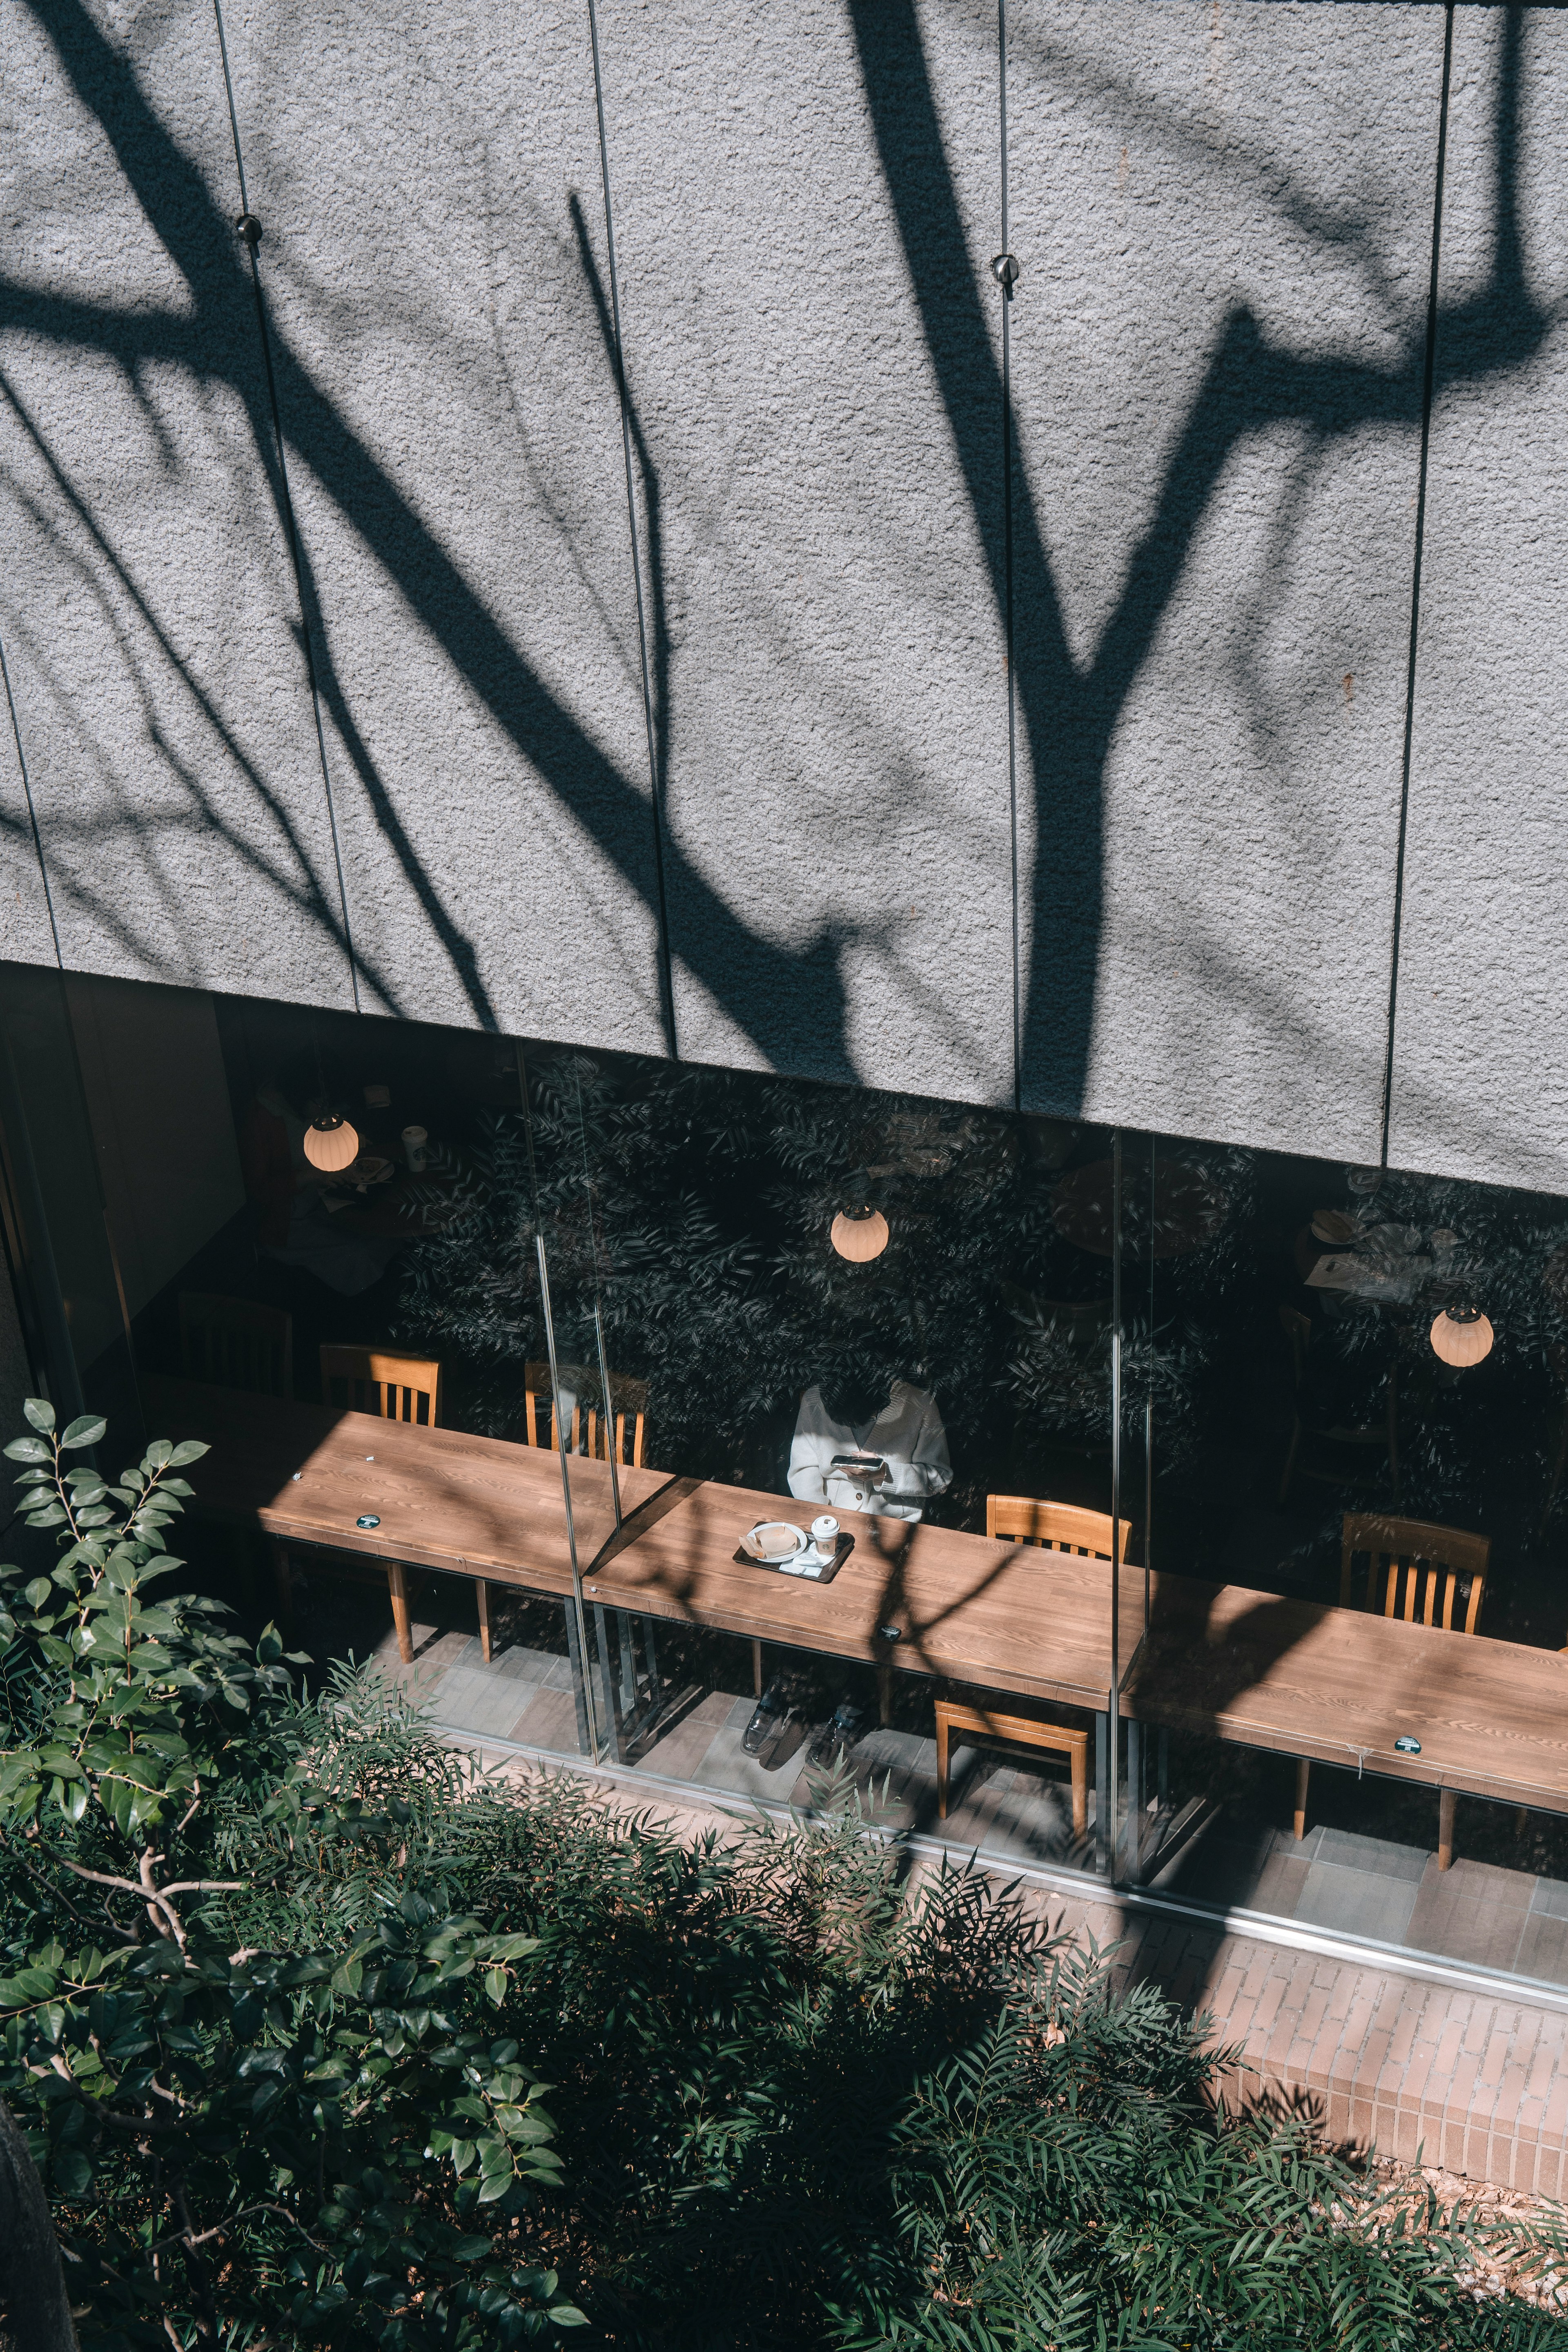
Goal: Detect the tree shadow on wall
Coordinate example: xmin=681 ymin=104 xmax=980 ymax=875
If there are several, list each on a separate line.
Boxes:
xmin=0 ymin=0 xmax=1551 ymax=1107
xmin=1 ymin=0 xmax=856 ymax=1070
xmin=847 ymin=0 xmax=1546 ymax=1114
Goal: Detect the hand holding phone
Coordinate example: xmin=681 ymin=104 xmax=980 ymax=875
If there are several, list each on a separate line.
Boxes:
xmin=831 ymin=1451 xmax=890 ymax=1485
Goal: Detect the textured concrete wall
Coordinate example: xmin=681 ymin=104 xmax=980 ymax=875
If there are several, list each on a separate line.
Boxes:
xmin=1 ymin=0 xmax=1565 ymax=1192
xmin=0 ymin=0 xmax=356 ymax=1008
xmin=1392 ymin=7 xmax=1568 ymax=1196
xmin=224 ymin=0 xmax=669 ymax=1051
xmin=1009 ymin=2 xmax=1443 ymax=1163
xmin=599 ymin=0 xmax=1013 ymax=1101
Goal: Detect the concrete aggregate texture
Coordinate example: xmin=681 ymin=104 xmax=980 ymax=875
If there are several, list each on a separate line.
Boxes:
xmin=0 ymin=0 xmax=1562 ymax=1191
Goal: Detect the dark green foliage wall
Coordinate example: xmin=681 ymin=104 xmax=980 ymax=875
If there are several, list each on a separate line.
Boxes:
xmin=394 ymin=1054 xmax=1211 ymax=1511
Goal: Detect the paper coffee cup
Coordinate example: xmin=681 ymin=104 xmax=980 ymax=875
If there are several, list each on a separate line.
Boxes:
xmin=811 ymin=1515 xmax=840 ymax=1552
xmin=402 ymin=1124 xmax=428 ymax=1172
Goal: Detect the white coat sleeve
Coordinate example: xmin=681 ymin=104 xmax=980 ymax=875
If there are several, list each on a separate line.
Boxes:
xmin=787 ymin=1412 xmax=833 ymax=1503
xmin=889 ymin=1393 xmax=952 ymax=1498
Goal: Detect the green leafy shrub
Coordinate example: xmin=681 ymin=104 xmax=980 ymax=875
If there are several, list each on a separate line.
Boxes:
xmin=1 ymin=1404 xmax=1565 ymax=2350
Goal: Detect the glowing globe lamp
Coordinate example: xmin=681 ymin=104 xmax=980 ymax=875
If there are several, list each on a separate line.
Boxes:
xmin=830 ymin=1208 xmax=889 ymax=1263
xmin=1430 ymin=1305 xmax=1494 ymax=1368
xmin=303 ymin=1112 xmax=360 ymax=1173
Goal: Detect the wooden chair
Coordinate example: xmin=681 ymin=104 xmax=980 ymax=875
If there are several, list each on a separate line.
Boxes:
xmin=1278 ymin=1305 xmax=1397 ymax=1507
xmin=321 ymin=1345 xmax=441 ymax=1428
xmin=1339 ymin=1512 xmax=1489 ymax=1635
xmin=179 ymin=1292 xmax=292 ymax=1399
xmin=986 ymin=1494 xmax=1131 ymax=1560
xmin=944 ymin=1498 xmax=1122 ymax=1838
xmin=1293 ymin=1512 xmax=1491 ymax=1868
xmin=308 ymin=1348 xmax=453 ymax=1664
xmin=934 ymin=1698 xmax=1088 ymax=1836
xmin=522 ymin=1361 xmax=647 ymax=1466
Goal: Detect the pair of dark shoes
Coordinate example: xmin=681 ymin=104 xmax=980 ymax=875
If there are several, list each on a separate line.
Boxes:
xmin=742 ymin=1679 xmax=796 ymax=1757
xmin=807 ymin=1699 xmax=869 ymax=1768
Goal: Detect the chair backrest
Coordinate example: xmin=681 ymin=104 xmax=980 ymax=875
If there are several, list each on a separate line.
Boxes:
xmin=986 ymin=1494 xmax=1132 ymax=1561
xmin=179 ymin=1292 xmax=292 ymax=1400
xmin=321 ymin=1345 xmax=441 ymax=1427
xmin=1279 ymin=1303 xmax=1311 ymax=1391
xmin=522 ymin=1362 xmax=647 ymax=1468
xmin=1341 ymin=1512 xmax=1490 ymax=1636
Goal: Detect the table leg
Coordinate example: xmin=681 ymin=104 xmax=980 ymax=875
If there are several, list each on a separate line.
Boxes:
xmin=1438 ymin=1786 xmax=1457 ymax=1871
xmin=877 ymin=1662 xmax=892 ymax=1727
xmin=386 ymin=1561 xmax=413 ymax=1665
xmin=935 ymin=1709 xmax=950 ymax=1820
xmin=1294 ymin=1758 xmax=1311 ymax=1843
xmin=617 ymin=1610 xmax=637 ymax=1713
xmin=475 ymin=1577 xmax=491 ymax=1665
xmin=271 ymin=1543 xmax=293 ymax=1636
xmin=592 ymin=1602 xmax=625 ymax=1764
xmin=562 ymin=1599 xmax=591 ymax=1755
xmin=751 ymin=1637 xmax=764 ymax=1698
xmin=1094 ymin=1713 xmax=1109 ymax=1874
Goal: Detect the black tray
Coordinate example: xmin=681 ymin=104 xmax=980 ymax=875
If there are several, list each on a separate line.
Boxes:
xmin=734 ymin=1531 xmax=853 ymax=1585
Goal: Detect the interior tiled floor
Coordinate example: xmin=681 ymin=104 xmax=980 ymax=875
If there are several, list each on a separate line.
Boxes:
xmin=1174 ymin=1821 xmax=1568 ymax=1985
xmin=296 ymin=1564 xmax=1568 ymax=1992
xmin=364 ymin=1610 xmax=1092 ymax=1872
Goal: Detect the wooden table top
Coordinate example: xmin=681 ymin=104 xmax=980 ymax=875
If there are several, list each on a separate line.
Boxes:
xmin=145 ymin=1379 xmax=1132 ymax=1711
xmin=1126 ymin=1578 xmax=1568 ymax=1815
xmin=147 ymin=1379 xmax=1568 ymax=1812
xmin=144 ymin=1378 xmax=657 ymax=1586
xmin=579 ymin=1473 xmax=1143 ymax=1710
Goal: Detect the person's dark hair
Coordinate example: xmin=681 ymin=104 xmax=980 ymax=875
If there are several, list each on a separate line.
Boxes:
xmin=819 ymin=1370 xmax=892 ymax=1430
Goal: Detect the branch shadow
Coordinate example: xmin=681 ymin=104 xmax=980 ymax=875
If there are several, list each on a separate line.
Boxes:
xmin=848 ymin=0 xmax=1547 ymax=1116
xmin=7 ymin=0 xmax=856 ymax=1075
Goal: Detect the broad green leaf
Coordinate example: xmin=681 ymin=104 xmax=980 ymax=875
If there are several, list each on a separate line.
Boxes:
xmin=22 ymin=1398 xmax=56 ymax=1435
xmin=4 ymin=1437 xmax=51 ymax=1463
xmin=23 ymin=1577 xmax=51 ymax=1609
xmin=168 ymin=1441 xmax=209 ymax=1467
xmin=60 ymin=1417 xmax=107 ymax=1450
xmin=51 ymin=2145 xmax=91 ymax=2196
xmin=486 ymin=1968 xmax=507 ymax=2007
xmin=9 ymin=1968 xmax=58 ymax=2000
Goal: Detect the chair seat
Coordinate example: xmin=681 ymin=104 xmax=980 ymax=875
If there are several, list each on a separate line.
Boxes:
xmin=934 ymin=1697 xmax=1088 ymax=1835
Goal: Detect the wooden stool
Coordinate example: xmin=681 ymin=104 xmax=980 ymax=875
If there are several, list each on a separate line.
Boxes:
xmin=934 ymin=1698 xmax=1088 ymax=1835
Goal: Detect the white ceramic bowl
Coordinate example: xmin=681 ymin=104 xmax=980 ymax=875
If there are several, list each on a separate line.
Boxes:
xmin=744 ymin=1520 xmax=807 ymax=1564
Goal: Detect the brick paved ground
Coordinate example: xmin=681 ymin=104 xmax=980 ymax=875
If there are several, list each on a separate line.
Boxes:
xmin=466 ymin=1737 xmax=1568 ymax=2198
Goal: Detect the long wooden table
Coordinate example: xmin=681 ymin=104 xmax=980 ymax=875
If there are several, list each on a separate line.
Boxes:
xmin=147 ymin=1380 xmax=1568 ymax=1861
xmin=143 ymin=1379 xmax=1135 ymax=1709
xmin=1124 ymin=1577 xmax=1568 ymax=1847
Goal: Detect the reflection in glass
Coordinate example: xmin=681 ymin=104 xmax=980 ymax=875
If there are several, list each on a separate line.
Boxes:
xmin=38 ymin=964 xmax=1568 ymax=1987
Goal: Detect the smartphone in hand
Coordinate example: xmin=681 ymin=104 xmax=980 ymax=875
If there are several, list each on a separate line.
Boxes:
xmin=831 ymin=1451 xmax=889 ymax=1481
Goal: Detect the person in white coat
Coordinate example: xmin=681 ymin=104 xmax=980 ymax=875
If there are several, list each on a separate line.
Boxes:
xmin=787 ymin=1373 xmax=952 ymax=1522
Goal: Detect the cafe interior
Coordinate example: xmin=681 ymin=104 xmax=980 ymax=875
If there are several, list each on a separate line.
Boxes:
xmin=8 ymin=957 xmax=1568 ymax=1991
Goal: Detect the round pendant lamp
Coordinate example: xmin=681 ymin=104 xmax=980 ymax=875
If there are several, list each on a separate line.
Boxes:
xmin=304 ymin=1111 xmax=360 ymax=1172
xmin=830 ymin=1207 xmax=889 ymax=1263
xmin=1430 ymin=1304 xmax=1494 ymax=1368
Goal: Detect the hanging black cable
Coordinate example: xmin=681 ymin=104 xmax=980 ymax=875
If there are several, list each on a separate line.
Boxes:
xmin=1382 ymin=1 xmax=1455 ymax=1168
xmin=210 ymin=0 xmax=361 ymax=1012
